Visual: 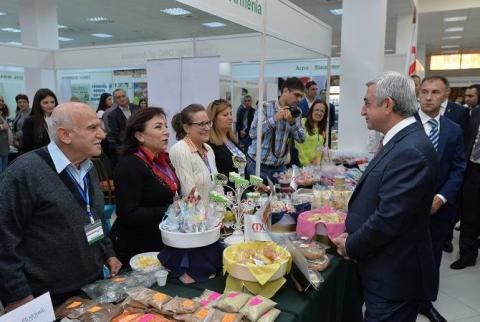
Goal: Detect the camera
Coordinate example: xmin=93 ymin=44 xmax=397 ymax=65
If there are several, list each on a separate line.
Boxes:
xmin=288 ymin=105 xmax=301 ymax=118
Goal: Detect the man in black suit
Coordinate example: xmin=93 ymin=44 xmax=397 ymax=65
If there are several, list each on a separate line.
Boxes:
xmin=417 ymin=76 xmax=466 ymax=322
xmin=450 ymin=101 xmax=480 ymax=269
xmin=106 ymin=89 xmax=137 ymax=164
xmin=236 ymin=95 xmax=255 ymax=151
xmin=333 ymin=71 xmax=438 ymax=322
xmin=320 ymin=89 xmax=336 ymax=147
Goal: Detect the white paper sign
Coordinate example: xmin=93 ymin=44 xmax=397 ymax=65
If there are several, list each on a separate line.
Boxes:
xmin=0 ymin=293 xmax=55 ymax=322
xmin=244 ymin=200 xmax=272 ymax=242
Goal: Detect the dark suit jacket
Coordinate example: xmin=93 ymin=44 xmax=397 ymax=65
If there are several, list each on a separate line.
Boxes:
xmin=444 ymin=102 xmax=470 ymax=140
xmin=236 ymin=106 xmax=255 ymax=140
xmin=107 ymin=104 xmax=137 ymax=147
xmin=345 ymin=121 xmax=439 ymax=301
xmin=464 ymin=107 xmax=480 ymax=159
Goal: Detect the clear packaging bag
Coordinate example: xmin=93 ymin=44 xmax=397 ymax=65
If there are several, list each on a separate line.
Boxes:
xmin=239 ymin=295 xmax=276 ymax=321
xmin=55 ymin=297 xmax=92 ymax=319
xmin=215 ymin=292 xmax=251 ymax=313
xmin=257 ymin=308 xmax=281 ymax=322
xmin=126 ymin=287 xmax=172 ymax=311
xmin=161 ymin=297 xmax=200 ymax=316
xmin=209 ymin=310 xmax=243 ymax=322
xmin=77 ymin=303 xmax=123 ymax=322
xmin=194 ymin=289 xmax=222 ymax=308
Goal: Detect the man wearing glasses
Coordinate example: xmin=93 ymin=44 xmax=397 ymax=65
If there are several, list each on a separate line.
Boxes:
xmin=246 ymin=77 xmax=306 ymax=182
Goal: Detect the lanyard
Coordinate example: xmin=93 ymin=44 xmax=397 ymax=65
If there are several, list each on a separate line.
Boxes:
xmin=199 ymin=152 xmax=212 ymax=175
xmin=65 ymin=168 xmax=94 ymax=224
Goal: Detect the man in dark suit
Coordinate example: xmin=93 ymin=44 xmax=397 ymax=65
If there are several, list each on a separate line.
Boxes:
xmin=450 ymin=102 xmax=480 ymax=269
xmin=236 ymin=95 xmax=255 ymax=151
xmin=299 ymin=81 xmax=319 ymax=117
xmin=416 ymin=76 xmax=466 ymax=322
xmin=320 ymin=88 xmax=336 ymax=148
xmin=106 ymin=88 xmax=137 ymax=165
xmin=333 ymin=71 xmax=438 ymax=322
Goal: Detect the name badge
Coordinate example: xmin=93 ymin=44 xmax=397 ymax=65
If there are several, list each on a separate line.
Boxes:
xmin=84 ymin=220 xmax=104 ymax=245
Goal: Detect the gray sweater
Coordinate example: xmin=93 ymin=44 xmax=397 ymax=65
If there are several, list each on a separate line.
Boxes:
xmin=0 ymin=147 xmax=115 ymax=304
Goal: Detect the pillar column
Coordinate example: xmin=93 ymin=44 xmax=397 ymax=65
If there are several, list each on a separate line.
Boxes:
xmin=338 ymin=0 xmax=387 ymax=153
xmin=18 ymin=0 xmax=58 ymax=100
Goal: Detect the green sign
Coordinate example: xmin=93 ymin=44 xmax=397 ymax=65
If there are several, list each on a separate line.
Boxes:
xmin=229 ymin=0 xmax=262 ymax=15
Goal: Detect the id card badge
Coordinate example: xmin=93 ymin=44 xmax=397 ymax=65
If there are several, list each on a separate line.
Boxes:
xmin=84 ymin=220 xmax=104 ymax=245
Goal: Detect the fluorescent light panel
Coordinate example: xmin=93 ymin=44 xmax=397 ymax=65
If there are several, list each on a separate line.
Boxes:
xmin=90 ymin=33 xmax=112 ymax=38
xmin=445 ymin=27 xmax=464 ymax=33
xmin=443 ymin=16 xmax=467 ymax=23
xmin=202 ymin=22 xmax=226 ymax=28
xmin=57 ymin=24 xmax=68 ymax=29
xmin=442 ymin=35 xmax=462 ymax=40
xmin=0 ymin=12 xmax=6 ymax=16
xmin=385 ymin=49 xmax=394 ymax=53
xmin=7 ymin=41 xmax=21 ymax=45
xmin=58 ymin=36 xmax=73 ymax=41
xmin=86 ymin=16 xmax=111 ymax=22
xmin=329 ymin=9 xmax=343 ymax=16
xmin=160 ymin=7 xmax=191 ymax=16
xmin=441 ymin=44 xmax=460 ymax=49
xmin=1 ymin=27 xmax=21 ymax=33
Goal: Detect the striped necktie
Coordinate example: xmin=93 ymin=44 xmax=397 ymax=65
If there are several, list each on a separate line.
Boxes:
xmin=428 ymin=118 xmax=439 ymax=151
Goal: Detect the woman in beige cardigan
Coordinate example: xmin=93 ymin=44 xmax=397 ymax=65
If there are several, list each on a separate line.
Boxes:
xmin=169 ymin=104 xmax=217 ymax=205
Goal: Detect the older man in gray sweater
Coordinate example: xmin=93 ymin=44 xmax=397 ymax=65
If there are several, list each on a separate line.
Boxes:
xmin=0 ymin=102 xmax=121 ymax=311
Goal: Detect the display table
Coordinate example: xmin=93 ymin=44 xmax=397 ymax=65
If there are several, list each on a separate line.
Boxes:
xmin=154 ymin=254 xmax=363 ymax=322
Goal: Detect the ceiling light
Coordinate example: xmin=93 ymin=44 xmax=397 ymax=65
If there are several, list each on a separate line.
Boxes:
xmin=441 ymin=45 xmax=460 ymax=49
xmin=57 ymin=24 xmax=68 ymax=29
xmin=160 ymin=7 xmax=191 ymax=16
xmin=202 ymin=22 xmax=226 ymax=28
xmin=86 ymin=16 xmax=112 ymax=23
xmin=442 ymin=50 xmax=459 ymax=54
xmin=1 ymin=27 xmax=21 ymax=33
xmin=331 ymin=44 xmax=338 ymax=48
xmin=443 ymin=16 xmax=467 ymax=23
xmin=442 ymin=35 xmax=462 ymax=40
xmin=58 ymin=36 xmax=73 ymax=41
xmin=7 ymin=41 xmax=21 ymax=45
xmin=329 ymin=9 xmax=343 ymax=16
xmin=444 ymin=27 xmax=464 ymax=33
xmin=90 ymin=33 xmax=113 ymax=38
xmin=385 ymin=49 xmax=394 ymax=53
xmin=0 ymin=12 xmax=6 ymax=16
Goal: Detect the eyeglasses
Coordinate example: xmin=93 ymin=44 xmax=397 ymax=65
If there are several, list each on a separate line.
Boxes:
xmin=191 ymin=121 xmax=213 ymax=129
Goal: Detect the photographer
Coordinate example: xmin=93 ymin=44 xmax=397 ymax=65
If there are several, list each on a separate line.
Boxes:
xmin=247 ymin=77 xmax=306 ymax=182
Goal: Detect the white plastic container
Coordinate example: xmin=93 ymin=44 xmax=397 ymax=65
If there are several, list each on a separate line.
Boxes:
xmin=155 ymin=269 xmax=168 ymax=286
xmin=159 ymin=224 xmax=221 ymax=249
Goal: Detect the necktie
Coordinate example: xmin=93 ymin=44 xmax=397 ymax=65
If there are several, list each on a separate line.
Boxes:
xmin=428 ymin=119 xmax=439 ymax=151
xmin=470 ymin=125 xmax=480 ymax=163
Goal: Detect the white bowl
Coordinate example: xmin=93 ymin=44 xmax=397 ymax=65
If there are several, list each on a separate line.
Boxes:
xmin=159 ymin=224 xmax=221 ymax=249
xmin=129 ymin=252 xmax=161 ymax=271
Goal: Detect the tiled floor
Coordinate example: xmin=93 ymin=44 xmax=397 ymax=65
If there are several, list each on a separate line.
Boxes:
xmin=416 ymin=231 xmax=480 ymax=322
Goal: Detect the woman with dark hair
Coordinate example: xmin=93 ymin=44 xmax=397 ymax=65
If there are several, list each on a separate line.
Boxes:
xmin=96 ymin=93 xmax=113 ymax=118
xmin=138 ymin=98 xmax=148 ymax=110
xmin=295 ymin=100 xmax=328 ymax=166
xmin=12 ymin=94 xmax=31 ymax=150
xmin=169 ymin=104 xmax=217 ymax=204
xmin=109 ymin=107 xmax=180 ymax=266
xmin=207 ymin=99 xmax=245 ymax=180
xmin=22 ymin=88 xmax=58 ymax=153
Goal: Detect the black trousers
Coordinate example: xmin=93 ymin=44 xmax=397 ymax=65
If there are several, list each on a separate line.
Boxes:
xmin=364 ymin=291 xmax=420 ymax=322
xmin=459 ymin=162 xmax=480 ymax=261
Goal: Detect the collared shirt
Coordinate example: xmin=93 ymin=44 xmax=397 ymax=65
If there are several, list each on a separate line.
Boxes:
xmin=418 ymin=110 xmax=446 ymax=203
xmin=119 ymin=105 xmax=131 ymax=119
xmin=306 ymin=96 xmax=316 ymax=108
xmin=47 ymin=141 xmax=93 ymax=190
xmin=382 ymin=116 xmax=416 ymax=146
xmin=440 ymin=99 xmax=448 ymax=116
xmin=248 ymin=100 xmax=306 ymax=166
xmin=418 ymin=109 xmax=441 ymax=136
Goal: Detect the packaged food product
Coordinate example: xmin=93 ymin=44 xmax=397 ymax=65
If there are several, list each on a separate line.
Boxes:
xmin=126 ymin=287 xmax=172 ymax=311
xmin=67 ymin=301 xmax=101 ymax=319
xmin=215 ymin=292 xmax=251 ymax=313
xmin=174 ymin=307 xmax=212 ymax=321
xmin=111 ymin=311 xmax=144 ymax=322
xmin=134 ymin=313 xmax=176 ymax=322
xmin=209 ymin=310 xmax=243 ymax=322
xmin=161 ymin=297 xmax=199 ymax=316
xmin=195 ymin=289 xmax=222 ymax=308
xmin=77 ymin=303 xmax=123 ymax=322
xmin=297 ymin=241 xmax=326 ymax=260
xmin=307 ymin=255 xmax=330 ymax=272
xmin=239 ymin=295 xmax=276 ymax=321
xmin=257 ymin=308 xmax=281 ymax=322
xmin=55 ymin=297 xmax=92 ymax=319
xmin=120 ymin=296 xmax=150 ymax=313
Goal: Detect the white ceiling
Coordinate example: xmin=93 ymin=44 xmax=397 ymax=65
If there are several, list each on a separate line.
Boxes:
xmin=0 ymin=0 xmax=479 ymax=58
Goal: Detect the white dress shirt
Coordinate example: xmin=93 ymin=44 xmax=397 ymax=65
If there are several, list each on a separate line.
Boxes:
xmin=381 ymin=116 xmax=416 ymax=146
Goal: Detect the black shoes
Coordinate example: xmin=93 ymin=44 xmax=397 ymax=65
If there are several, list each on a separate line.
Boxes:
xmin=443 ymin=242 xmax=453 ymax=253
xmin=450 ymin=258 xmax=476 ymax=270
xmin=419 ymin=306 xmax=447 ymax=322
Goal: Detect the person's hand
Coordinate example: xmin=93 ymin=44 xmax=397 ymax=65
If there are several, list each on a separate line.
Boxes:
xmin=105 ymin=257 xmax=122 ymax=277
xmin=186 ymin=187 xmax=201 ymax=205
xmin=274 ymin=106 xmax=289 ymax=121
xmin=5 ymin=295 xmax=35 ymax=313
xmin=431 ymin=195 xmax=444 ymax=215
xmin=1 ymin=123 xmax=8 ymax=131
xmin=332 ymin=233 xmax=350 ymax=259
xmin=255 ymin=183 xmax=270 ymax=194
xmin=285 ymin=111 xmax=296 ymax=125
xmin=240 ymin=129 xmax=247 ymax=138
